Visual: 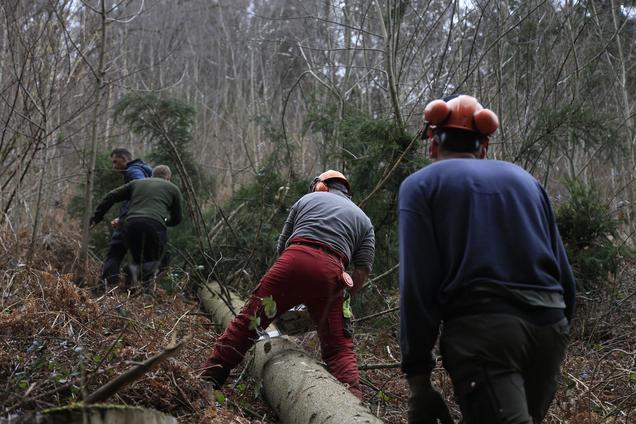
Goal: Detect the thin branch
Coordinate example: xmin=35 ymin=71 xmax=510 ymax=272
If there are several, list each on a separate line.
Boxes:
xmin=354 ymin=306 xmax=399 ymax=324
xmin=85 ymin=338 xmax=189 ymax=404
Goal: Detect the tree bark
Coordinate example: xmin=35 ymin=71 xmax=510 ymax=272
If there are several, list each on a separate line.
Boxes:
xmin=198 ymin=280 xmax=382 ymax=424
xmin=78 ymin=0 xmax=107 ymax=280
xmin=374 ymin=0 xmax=404 ymax=129
xmin=38 ymin=405 xmax=177 ymax=424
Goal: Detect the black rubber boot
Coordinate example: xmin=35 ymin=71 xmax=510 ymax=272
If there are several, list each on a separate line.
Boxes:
xmin=197 ymin=360 xmax=230 ymax=389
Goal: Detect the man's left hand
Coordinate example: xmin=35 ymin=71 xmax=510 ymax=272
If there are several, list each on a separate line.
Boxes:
xmin=407 ymin=373 xmax=454 ymax=424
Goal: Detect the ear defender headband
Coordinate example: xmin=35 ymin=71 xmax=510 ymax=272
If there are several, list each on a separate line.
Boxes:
xmin=423 ymin=95 xmax=499 ymax=140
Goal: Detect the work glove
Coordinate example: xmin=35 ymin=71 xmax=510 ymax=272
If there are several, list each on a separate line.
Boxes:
xmin=407 ymin=373 xmax=454 ymax=424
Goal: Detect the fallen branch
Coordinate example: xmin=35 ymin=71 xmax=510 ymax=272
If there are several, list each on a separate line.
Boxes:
xmin=354 ymin=306 xmax=399 ymax=323
xmin=358 ymin=362 xmax=401 ymax=371
xmin=359 ymin=263 xmax=399 ymax=293
xmin=85 ymin=338 xmax=189 ymax=404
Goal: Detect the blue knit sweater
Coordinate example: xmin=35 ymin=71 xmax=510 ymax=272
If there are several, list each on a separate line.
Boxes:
xmin=398 ymin=159 xmax=576 ymax=375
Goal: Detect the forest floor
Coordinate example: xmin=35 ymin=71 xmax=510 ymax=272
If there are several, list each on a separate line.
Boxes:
xmin=1 ymin=227 xmax=635 ymax=423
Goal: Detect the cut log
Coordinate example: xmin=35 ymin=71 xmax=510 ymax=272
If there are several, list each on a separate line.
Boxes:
xmin=199 ymin=280 xmax=383 ymax=424
xmin=37 ymin=404 xmax=177 ymax=424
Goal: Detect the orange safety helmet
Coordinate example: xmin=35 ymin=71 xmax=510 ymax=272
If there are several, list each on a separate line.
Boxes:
xmin=310 ymin=170 xmax=351 ymax=194
xmin=424 ymin=95 xmax=499 ymax=137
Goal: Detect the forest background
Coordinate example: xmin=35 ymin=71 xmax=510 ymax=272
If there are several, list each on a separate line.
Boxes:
xmin=1 ymin=0 xmax=635 ymax=423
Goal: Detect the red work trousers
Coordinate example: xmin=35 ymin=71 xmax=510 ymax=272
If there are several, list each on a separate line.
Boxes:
xmin=206 ymin=244 xmax=362 ymax=398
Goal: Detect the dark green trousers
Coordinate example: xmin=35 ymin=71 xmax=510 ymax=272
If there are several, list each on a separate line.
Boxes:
xmin=440 ymin=313 xmax=570 ymax=424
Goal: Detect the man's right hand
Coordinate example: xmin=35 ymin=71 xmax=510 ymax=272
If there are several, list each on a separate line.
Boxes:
xmin=350 ymin=267 xmax=370 ymax=295
xmin=407 ymin=373 xmax=454 ymax=424
xmin=110 ymin=218 xmax=121 ymax=229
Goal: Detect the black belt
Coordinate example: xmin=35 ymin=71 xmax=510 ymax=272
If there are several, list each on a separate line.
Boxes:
xmin=444 ymin=294 xmax=565 ymax=326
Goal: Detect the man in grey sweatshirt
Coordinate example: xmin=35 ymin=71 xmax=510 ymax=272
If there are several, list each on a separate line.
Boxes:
xmin=198 ymin=170 xmax=375 ymax=399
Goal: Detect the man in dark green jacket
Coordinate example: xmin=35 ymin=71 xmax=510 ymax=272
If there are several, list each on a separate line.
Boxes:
xmin=91 ymin=165 xmax=183 ymax=285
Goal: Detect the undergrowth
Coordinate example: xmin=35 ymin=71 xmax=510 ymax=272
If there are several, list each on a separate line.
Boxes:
xmin=1 ymin=214 xmax=635 ymax=423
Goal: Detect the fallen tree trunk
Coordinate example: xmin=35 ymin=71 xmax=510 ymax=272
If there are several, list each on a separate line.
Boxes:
xmin=199 ymin=280 xmax=383 ymax=424
xmin=38 ymin=404 xmax=177 ymax=424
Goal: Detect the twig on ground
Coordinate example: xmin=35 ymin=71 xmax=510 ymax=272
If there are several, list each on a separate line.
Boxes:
xmin=354 ymin=306 xmax=399 ymax=323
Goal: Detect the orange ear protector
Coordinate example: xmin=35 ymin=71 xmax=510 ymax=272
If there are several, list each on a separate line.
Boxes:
xmin=424 ymin=95 xmax=499 ymax=136
xmin=310 ymin=177 xmax=329 ymax=192
xmin=423 ymin=95 xmax=498 ymax=159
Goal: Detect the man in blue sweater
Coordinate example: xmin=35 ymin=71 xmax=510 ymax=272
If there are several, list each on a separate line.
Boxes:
xmin=101 ymin=148 xmax=153 ymax=286
xmin=398 ymin=95 xmax=576 ymax=423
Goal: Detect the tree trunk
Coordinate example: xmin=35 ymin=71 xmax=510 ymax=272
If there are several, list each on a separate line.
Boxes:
xmin=38 ymin=405 xmax=177 ymax=424
xmin=78 ymin=0 xmax=107 ymax=280
xmin=26 ymin=133 xmax=48 ymax=264
xmin=374 ymin=0 xmax=404 ymax=129
xmin=198 ymin=280 xmax=383 ymax=424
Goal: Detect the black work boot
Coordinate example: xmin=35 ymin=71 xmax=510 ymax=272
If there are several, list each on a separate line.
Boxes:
xmin=197 ymin=360 xmax=230 ymax=389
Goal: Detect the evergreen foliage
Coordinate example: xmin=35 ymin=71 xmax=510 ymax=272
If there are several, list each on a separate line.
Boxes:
xmin=213 ymin=106 xmax=421 ymax=315
xmin=556 ymin=179 xmax=633 ymax=288
xmin=114 ymin=94 xmax=213 ymax=197
xmin=210 ymin=166 xmax=311 ymax=293
xmin=113 ymin=94 xmax=214 ymax=268
xmin=339 ymin=115 xmax=421 ymax=313
xmin=68 ymin=152 xmax=125 ymax=255
xmin=305 ymin=105 xmax=422 ymax=277
xmin=338 ymin=112 xmax=421 ymax=277
xmin=518 ymin=103 xmax=620 ymax=171
xmin=70 ymin=95 xmax=214 ymax=268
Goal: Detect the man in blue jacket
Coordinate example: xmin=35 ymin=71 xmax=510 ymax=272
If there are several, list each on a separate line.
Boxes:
xmin=101 ymin=148 xmax=153 ymax=286
xmin=398 ymin=95 xmax=576 ymax=423
xmin=92 ymin=165 xmax=182 ymax=286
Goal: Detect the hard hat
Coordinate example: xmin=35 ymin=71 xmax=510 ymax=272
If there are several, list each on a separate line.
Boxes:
xmin=424 ymin=95 xmax=499 ymax=136
xmin=310 ymin=170 xmax=351 ymax=193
